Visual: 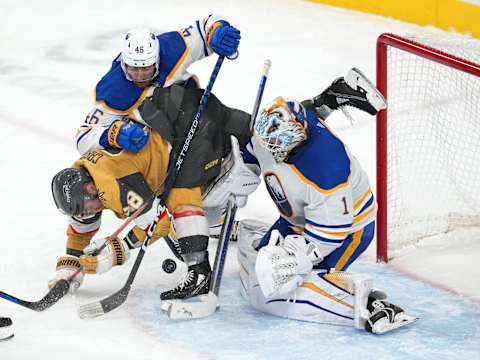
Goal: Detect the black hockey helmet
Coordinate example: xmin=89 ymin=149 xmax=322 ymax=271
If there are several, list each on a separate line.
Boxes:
xmin=51 ymin=167 xmax=94 ymax=217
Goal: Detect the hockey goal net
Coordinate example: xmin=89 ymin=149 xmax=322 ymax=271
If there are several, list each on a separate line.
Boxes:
xmin=376 ymin=33 xmax=480 ymax=262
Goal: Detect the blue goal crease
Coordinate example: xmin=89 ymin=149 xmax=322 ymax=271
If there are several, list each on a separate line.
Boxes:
xmin=131 ymin=261 xmax=480 ymax=360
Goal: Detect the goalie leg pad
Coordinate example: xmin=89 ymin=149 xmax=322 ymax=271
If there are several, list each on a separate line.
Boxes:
xmin=352 ymin=273 xmax=373 ymax=329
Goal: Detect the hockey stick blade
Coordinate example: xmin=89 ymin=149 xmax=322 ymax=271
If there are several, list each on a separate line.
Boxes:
xmin=166 ymin=291 xmax=219 ymax=319
xmin=78 ymin=284 xmax=132 ymax=319
xmin=0 ymin=279 xmax=70 ymax=312
xmin=78 ymin=246 xmax=145 ymax=319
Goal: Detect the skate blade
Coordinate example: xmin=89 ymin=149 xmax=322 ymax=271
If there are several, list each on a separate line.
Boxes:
xmin=166 ymin=292 xmax=219 ymax=320
xmin=373 ymin=315 xmax=418 ymax=334
xmin=345 ymin=67 xmax=387 ymax=111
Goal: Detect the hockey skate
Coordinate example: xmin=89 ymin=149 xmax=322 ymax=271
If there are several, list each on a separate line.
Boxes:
xmin=365 ymin=294 xmax=418 ymax=334
xmin=309 ymin=68 xmax=387 ymax=119
xmin=160 ymin=259 xmax=218 ymax=319
xmin=0 ymin=317 xmax=13 ymax=341
xmin=160 ymin=259 xmax=212 ymax=301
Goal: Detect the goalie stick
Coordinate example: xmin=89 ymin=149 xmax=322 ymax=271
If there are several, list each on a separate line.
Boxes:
xmin=250 ymin=59 xmax=272 ymax=130
xmin=78 ymin=55 xmax=226 ymax=319
xmin=166 ymin=59 xmax=272 ymax=319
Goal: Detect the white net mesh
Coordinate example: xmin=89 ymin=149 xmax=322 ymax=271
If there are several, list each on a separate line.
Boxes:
xmin=386 ymin=34 xmax=480 ymax=257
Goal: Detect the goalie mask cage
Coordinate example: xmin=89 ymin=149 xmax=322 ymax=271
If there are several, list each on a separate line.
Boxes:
xmin=376 ymin=33 xmax=480 ymax=262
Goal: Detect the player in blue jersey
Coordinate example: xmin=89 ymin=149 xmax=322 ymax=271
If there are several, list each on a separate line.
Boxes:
xmin=217 ymin=68 xmax=416 ymax=333
xmin=76 ymin=14 xmax=240 ymax=155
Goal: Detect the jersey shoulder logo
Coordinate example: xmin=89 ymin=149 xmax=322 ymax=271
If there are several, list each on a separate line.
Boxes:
xmin=264 ymin=173 xmax=293 ymax=217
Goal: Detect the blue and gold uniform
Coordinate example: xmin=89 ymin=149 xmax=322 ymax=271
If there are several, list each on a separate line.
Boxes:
xmin=244 ymin=108 xmax=376 ymax=271
xmin=239 ymin=107 xmax=377 ymax=328
xmin=76 ymin=14 xmax=227 ymax=155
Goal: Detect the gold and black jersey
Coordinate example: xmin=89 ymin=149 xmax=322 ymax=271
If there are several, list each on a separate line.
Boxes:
xmin=66 ymin=131 xmax=203 ymax=253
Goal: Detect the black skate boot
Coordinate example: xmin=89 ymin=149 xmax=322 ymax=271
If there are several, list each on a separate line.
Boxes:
xmin=303 ymin=68 xmax=387 ymax=119
xmin=365 ymin=294 xmax=417 ymax=334
xmin=0 ymin=317 xmax=13 ymax=341
xmin=160 ymin=258 xmax=212 ymax=301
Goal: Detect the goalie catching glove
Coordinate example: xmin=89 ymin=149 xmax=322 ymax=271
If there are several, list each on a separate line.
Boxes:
xmin=255 ymin=231 xmax=323 ymax=297
xmin=80 ymin=237 xmax=130 ymax=274
xmin=48 ymin=255 xmax=84 ymax=294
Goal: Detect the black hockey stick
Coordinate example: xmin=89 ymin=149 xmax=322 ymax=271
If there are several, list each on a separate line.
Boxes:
xmin=0 ymin=280 xmax=70 ymax=312
xmin=78 ymin=55 xmax=226 ymax=319
xmin=211 ymin=195 xmax=237 ymax=296
xmin=0 ymin=196 xmax=153 ymax=312
xmin=166 ymin=60 xmax=272 ymax=319
xmin=211 ymin=58 xmax=271 ymax=295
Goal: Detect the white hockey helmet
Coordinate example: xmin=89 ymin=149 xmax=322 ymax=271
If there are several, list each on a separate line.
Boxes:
xmin=121 ymin=28 xmax=159 ymax=81
xmin=254 ymin=97 xmax=308 ymax=162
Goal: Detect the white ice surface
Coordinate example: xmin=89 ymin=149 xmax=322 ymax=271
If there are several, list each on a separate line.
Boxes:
xmin=0 ymin=1 xmax=479 ymax=359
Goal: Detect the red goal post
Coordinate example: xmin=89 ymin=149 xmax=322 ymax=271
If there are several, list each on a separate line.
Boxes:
xmin=376 ymin=33 xmax=480 ymax=262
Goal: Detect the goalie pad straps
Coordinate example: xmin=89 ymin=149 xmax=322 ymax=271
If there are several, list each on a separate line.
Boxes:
xmin=174 ymin=209 xmax=210 ymax=265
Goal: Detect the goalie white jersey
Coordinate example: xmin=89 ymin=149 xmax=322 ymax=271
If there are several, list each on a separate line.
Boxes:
xmin=76 ymin=14 xmax=226 ymax=155
xmin=243 ymin=109 xmax=376 ymax=259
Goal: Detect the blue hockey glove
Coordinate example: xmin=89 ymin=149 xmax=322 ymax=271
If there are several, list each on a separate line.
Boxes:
xmin=105 ymin=120 xmax=149 ymax=152
xmin=210 ymin=22 xmax=241 ymax=57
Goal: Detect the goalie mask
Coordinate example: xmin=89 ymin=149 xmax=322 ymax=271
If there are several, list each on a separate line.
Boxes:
xmin=121 ymin=28 xmax=159 ymax=84
xmin=51 ymin=167 xmax=102 ymax=218
xmin=254 ymin=97 xmax=308 ymax=162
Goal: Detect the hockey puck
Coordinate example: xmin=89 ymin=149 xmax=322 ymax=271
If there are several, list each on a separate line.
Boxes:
xmin=162 ymin=258 xmax=177 ymax=273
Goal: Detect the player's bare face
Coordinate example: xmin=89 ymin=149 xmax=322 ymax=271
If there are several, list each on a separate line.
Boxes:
xmin=82 ymin=182 xmax=104 ymax=216
xmin=126 ymin=64 xmax=156 ymax=88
